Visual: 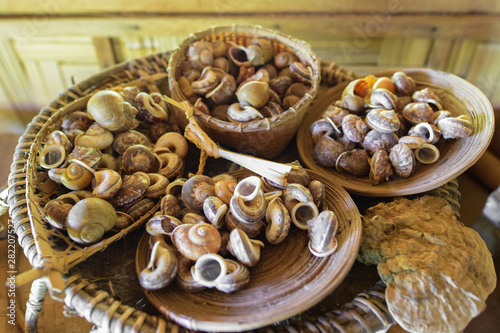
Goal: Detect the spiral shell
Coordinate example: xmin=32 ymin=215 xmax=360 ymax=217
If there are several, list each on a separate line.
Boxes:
xmin=68 ymin=146 xmax=102 ymax=170
xmin=203 ymin=196 xmax=228 ymax=229
xmin=308 ymin=180 xmax=325 ymax=210
xmin=144 ymin=173 xmax=169 ymax=199
xmin=227 ymin=228 xmax=264 ymax=267
xmin=75 ymin=123 xmax=114 ymax=150
xmin=412 ymin=87 xmax=442 ymax=110
xmin=236 ymin=80 xmax=270 ymax=108
xmin=61 ymin=162 xmax=93 ymax=191
xmin=157 ymin=152 xmax=183 ymax=180
xmin=363 ymin=130 xmax=399 ymax=155
xmin=139 ymin=238 xmax=178 ymax=290
xmin=389 ymin=143 xmax=416 ymax=178
xmin=215 ymin=259 xmax=250 ymax=293
xmin=342 ymin=114 xmax=369 ymax=143
xmin=214 ymin=179 xmax=237 ymax=205
xmin=160 ymin=194 xmax=181 ymax=218
xmin=122 ymin=145 xmax=156 ymax=174
xmin=339 ymin=94 xmax=365 ymax=114
xmin=87 ymin=90 xmax=138 ymax=132
xmin=437 ymin=115 xmax=473 ymax=139
xmin=402 ymin=103 xmax=434 ymax=124
xmin=39 ymin=144 xmax=67 ymax=169
xmin=126 ymin=198 xmax=155 ymax=221
xmin=66 ymin=197 xmax=117 ymax=244
xmin=155 ymin=132 xmax=189 ymax=159
xmin=310 ymin=118 xmax=336 ymax=144
xmin=342 ymin=79 xmax=371 ymax=100
xmin=171 ymin=223 xmax=221 ymax=261
xmin=313 ymin=136 xmax=345 ymax=168
xmin=146 ymin=215 xmax=182 ymax=236
xmin=135 ymin=92 xmax=168 ymax=123
xmin=175 ymin=256 xmax=206 ymax=292
xmin=112 ymin=130 xmax=151 ymax=154
xmin=369 ymin=150 xmax=394 ymax=185
xmin=191 ymin=253 xmax=227 ymax=288
xmin=181 ymin=175 xmax=215 ymax=214
xmin=111 ymin=172 xmax=150 ymax=207
xmin=225 ymin=210 xmax=265 ymax=238
xmin=369 ymin=88 xmax=397 ymax=110
xmin=336 ymin=149 xmax=370 ymax=176
xmin=365 ymin=109 xmax=400 ymax=133
xmin=307 ymin=210 xmax=339 ymax=257
xmin=265 ymin=197 xmax=291 ymax=244
xmin=44 ymin=195 xmax=79 ymax=230
xmin=61 ymin=111 xmax=93 ymax=133
xmin=392 ymin=71 xmax=416 ymax=96
xmin=414 ymin=143 xmax=440 ymax=164
xmin=92 ymin=169 xmax=122 ymax=200
xmin=227 ymin=103 xmax=264 ymax=122
xmin=282 ymin=183 xmax=319 ymax=230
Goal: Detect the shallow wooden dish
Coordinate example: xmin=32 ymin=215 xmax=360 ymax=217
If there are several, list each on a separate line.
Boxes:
xmin=135 ymin=169 xmax=362 ymax=332
xmin=297 ymin=68 xmax=495 ymax=197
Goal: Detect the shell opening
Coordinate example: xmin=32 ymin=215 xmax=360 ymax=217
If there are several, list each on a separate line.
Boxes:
xmin=415 ymin=143 xmax=440 ymax=164
xmin=234 ymin=176 xmax=261 ymax=201
xmin=291 ymin=201 xmax=319 ymax=230
xmin=192 ymin=253 xmax=227 ymax=288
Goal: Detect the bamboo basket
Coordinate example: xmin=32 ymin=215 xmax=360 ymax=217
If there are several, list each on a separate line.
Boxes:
xmin=167 ymin=25 xmax=322 ymax=159
xmin=297 ymin=68 xmax=495 ymax=197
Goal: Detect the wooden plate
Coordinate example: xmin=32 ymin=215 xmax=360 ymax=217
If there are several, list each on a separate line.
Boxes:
xmin=297 ymin=68 xmax=495 ymax=197
xmin=135 ymin=169 xmax=362 ymax=332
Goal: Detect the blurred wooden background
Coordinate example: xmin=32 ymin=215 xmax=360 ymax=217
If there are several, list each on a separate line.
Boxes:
xmin=0 ymin=0 xmax=500 ymax=134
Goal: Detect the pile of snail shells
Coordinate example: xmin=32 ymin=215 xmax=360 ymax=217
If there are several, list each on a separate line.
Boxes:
xmin=310 ymin=71 xmax=474 ymax=185
xmin=177 ymin=38 xmax=314 ymax=122
xmin=39 ymin=87 xmax=190 ymax=245
xmin=139 ymin=165 xmax=340 ymax=293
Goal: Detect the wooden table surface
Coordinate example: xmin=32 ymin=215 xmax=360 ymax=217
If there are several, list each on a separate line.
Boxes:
xmin=0 ymin=132 xmax=498 ymax=333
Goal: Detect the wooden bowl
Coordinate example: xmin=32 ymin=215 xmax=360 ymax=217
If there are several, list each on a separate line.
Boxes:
xmin=135 ymin=169 xmax=362 ymax=332
xmin=297 ymin=68 xmax=495 ymax=197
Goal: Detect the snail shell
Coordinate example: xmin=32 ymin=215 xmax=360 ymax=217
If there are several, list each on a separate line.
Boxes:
xmin=269 ymin=75 xmax=293 ymax=95
xmin=203 ymin=196 xmax=228 ymax=229
xmin=369 ymin=150 xmax=394 ymax=185
xmin=45 ymin=130 xmax=73 ymax=154
xmin=122 ymin=144 xmax=156 ymax=174
xmin=146 ymin=214 xmax=182 ymax=236
xmin=233 ymin=176 xmax=261 ymax=201
xmin=313 ymin=136 xmax=346 ymax=168
xmin=402 ymin=102 xmax=434 ymax=124
xmin=155 ymin=132 xmax=189 ymax=159
xmin=225 ymin=210 xmax=265 ymax=238
xmin=228 ymin=45 xmax=254 ymax=67
xmin=126 ymin=198 xmax=155 ymax=221
xmin=389 ymin=143 xmax=416 ymax=178
xmin=274 ymin=51 xmax=299 ymax=69
xmin=372 ymin=76 xmax=396 ymax=93
xmin=308 ymin=180 xmax=326 ymax=210
xmin=135 ymin=92 xmax=168 ymax=123
xmin=414 ymin=143 xmax=440 ymax=164
xmin=437 ymin=115 xmax=473 ymax=139
xmin=206 ymin=73 xmax=237 ymax=105
xmin=342 ymin=114 xmax=370 ymax=143
xmin=339 ymin=94 xmax=365 ymax=114
xmin=112 ymin=211 xmax=134 ymax=231
xmin=336 ymin=149 xmax=370 ymax=176
xmin=44 ymin=195 xmax=80 ymax=230
xmin=391 ymin=71 xmax=416 ymax=96
xmin=227 ymin=103 xmax=264 ymax=122
xmin=398 ymin=136 xmax=426 ymax=150
xmin=171 ymin=223 xmax=221 ymax=261
xmin=66 ymin=197 xmax=117 ymax=244
xmin=282 ymin=183 xmax=319 ymax=230
xmin=139 ymin=238 xmax=178 ymax=290
xmin=157 ymin=152 xmax=183 ymax=180
xmin=112 ymin=130 xmax=151 ymax=155
xmin=230 ymin=178 xmax=266 ymax=224
xmin=323 ymin=105 xmax=350 ymax=128
xmin=342 ymin=79 xmax=371 ymax=100
xmin=96 ymin=153 xmax=118 ymax=171
xmin=187 ymin=41 xmax=214 ymax=71
xmin=363 ymin=130 xmax=399 ymax=155
xmin=227 ymin=228 xmax=264 ymax=267
xmin=215 ymin=258 xmax=250 ymax=294
xmin=431 ymin=110 xmax=453 ymax=126
xmin=191 ymin=253 xmax=227 ymax=288
xmin=265 ymin=197 xmax=291 ymax=245
xmin=87 ymin=90 xmax=138 ymax=132
xmin=407 ymin=122 xmax=439 ymax=144
xmin=39 ymin=144 xmax=67 ymax=169
xmin=111 ymin=171 xmax=150 ymax=207
xmin=286 ymin=161 xmax=310 ymax=187
xmin=369 ymin=88 xmax=398 ymax=110
xmin=307 ymin=210 xmax=339 ymax=257
xmin=412 ymin=87 xmax=442 ymax=111
xmin=165 ymin=178 xmax=186 ymax=201
xmin=145 ymin=173 xmax=169 ymax=199
xmin=213 ymin=179 xmax=237 ymax=206
xmin=182 ymin=212 xmax=207 ymax=225
xmin=61 ymin=162 xmax=93 ymax=191
xmin=181 ymin=175 xmax=215 ymax=214
xmin=92 ymin=169 xmax=122 ymax=200
xmin=310 ymin=118 xmax=337 ymax=145
xmin=289 ymin=61 xmax=312 ymax=84
xmin=175 ymin=256 xmax=206 ymax=292
xmin=236 ymin=80 xmax=270 ymax=109
xmin=61 ymin=111 xmax=93 ymax=133
xmin=160 ymin=194 xmax=181 ymax=218
xmin=365 ymin=109 xmax=400 ymax=133
xmin=68 ymin=146 xmax=102 ymax=170
xmin=75 ymin=123 xmax=114 ymax=150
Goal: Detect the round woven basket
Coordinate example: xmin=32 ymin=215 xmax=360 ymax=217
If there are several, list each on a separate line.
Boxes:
xmin=167 ymin=25 xmax=321 ymax=159
xmin=297 ymin=68 xmax=495 ymax=197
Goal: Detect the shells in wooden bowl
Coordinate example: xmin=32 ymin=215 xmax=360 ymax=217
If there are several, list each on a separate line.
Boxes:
xmin=297 ymin=68 xmax=495 ymax=197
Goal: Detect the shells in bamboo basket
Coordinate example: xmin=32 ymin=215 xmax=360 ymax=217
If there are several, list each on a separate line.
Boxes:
xmin=135 ymin=169 xmax=362 ymax=332
xmin=297 ymin=68 xmax=495 ymax=197
xmin=167 ymin=25 xmax=321 ymax=159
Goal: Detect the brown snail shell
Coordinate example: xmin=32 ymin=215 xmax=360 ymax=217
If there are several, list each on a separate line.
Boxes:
xmin=402 ymin=102 xmax=434 ymax=124
xmin=307 ymin=210 xmax=339 ymax=257
xmin=181 ymin=175 xmax=215 ymax=214
xmin=157 ymin=152 xmax=183 ymax=180
xmin=289 ymin=61 xmax=312 ymax=84
xmin=225 ymin=210 xmax=264 ymax=238
xmin=44 ymin=195 xmax=80 ymax=230
xmin=310 ymin=118 xmax=337 ymax=145
xmin=182 ymin=212 xmax=207 ymax=225
xmin=265 ymin=197 xmax=291 ymax=245
xmin=155 ymin=132 xmax=189 ymax=159
xmin=146 ymin=214 xmax=182 ymax=236
xmin=115 ymin=86 xmax=140 ymax=104
xmin=215 ymin=258 xmax=250 ymax=294
xmin=68 ymin=146 xmax=102 ymax=170
xmin=66 ymin=197 xmax=117 ymax=244
xmin=192 ymin=67 xmax=220 ymax=95
xmin=39 ymin=144 xmax=67 ymax=169
xmin=45 ymin=130 xmax=73 ymax=154
xmin=61 ymin=111 xmax=93 ymax=133
xmin=398 ymin=136 xmax=426 ymax=150
xmin=214 ymin=179 xmax=237 ymax=206
xmin=342 ymin=114 xmax=370 ymax=143
xmin=274 ymin=51 xmax=299 ymax=69
xmin=431 ymin=110 xmax=453 ymax=126
xmin=96 ymin=153 xmax=119 ymax=171
xmin=389 ymin=143 xmax=416 ymax=178
xmin=282 ymin=183 xmax=319 ymax=230
xmin=203 ymin=196 xmax=228 ymax=229
xmin=139 ymin=238 xmax=178 ymax=290
xmin=286 ymin=161 xmax=310 ymax=187
xmin=165 ymin=178 xmax=186 ymax=201
xmin=338 ymin=94 xmax=365 ymax=115
xmin=437 ymin=115 xmax=473 ymax=139
xmin=227 ymin=103 xmax=264 ymax=122
xmin=269 ymin=75 xmax=293 ymax=95
xmin=336 ymin=149 xmax=370 ymax=176
xmin=87 ymin=90 xmax=138 ymax=132
xmin=323 ymin=105 xmax=350 ymax=128
xmin=369 ymin=150 xmax=394 ymax=185
xmin=369 ymin=88 xmax=398 ymax=110
xmin=75 ymin=123 xmax=114 ymax=150
xmin=160 ymin=194 xmax=181 ymax=218
xmin=111 ymin=171 xmax=150 ymax=207
xmin=228 ymin=45 xmax=253 ymax=67
xmin=392 ymin=71 xmax=416 ymax=96
xmin=92 ymin=169 xmax=122 ymax=200
xmin=191 ymin=253 xmax=228 ymax=288
xmin=313 ymin=135 xmax=346 ymax=168
xmin=365 ymin=109 xmax=400 ymax=133
xmin=187 ymin=41 xmax=214 ymax=71
xmin=112 ymin=130 xmax=151 ymax=155
xmin=175 ymin=256 xmax=206 ymax=292
xmin=412 ymin=87 xmax=442 ymax=111
xmin=171 ymin=223 xmax=221 ymax=261
xmin=122 ymin=144 xmax=156 ymax=174
xmin=363 ymin=130 xmax=399 ymax=155
xmin=308 ymin=180 xmax=326 ymax=210
xmin=236 ymin=80 xmax=270 ymax=109
xmin=227 ymin=228 xmax=264 ymax=267
xmin=230 ymin=188 xmax=266 ymax=224
xmin=145 ymin=173 xmax=169 ymax=199
xmin=135 ymin=92 xmax=168 ymax=123
xmin=206 ymin=73 xmax=237 ymax=105
xmin=61 ymin=162 xmax=93 ymax=191
xmin=126 ymin=198 xmax=155 ymax=221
